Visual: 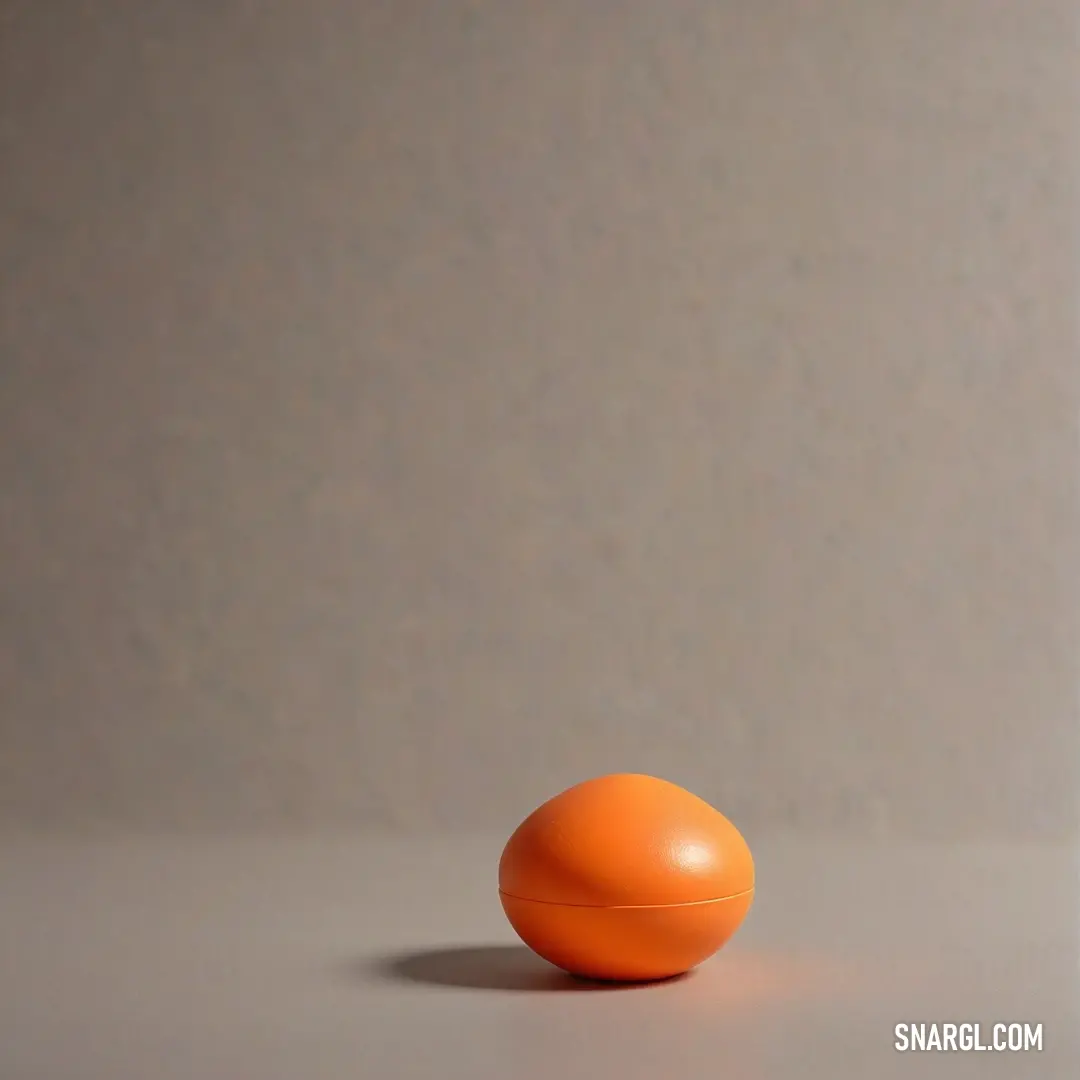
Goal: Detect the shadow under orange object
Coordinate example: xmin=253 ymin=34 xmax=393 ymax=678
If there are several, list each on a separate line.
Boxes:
xmin=367 ymin=942 xmax=862 ymax=1005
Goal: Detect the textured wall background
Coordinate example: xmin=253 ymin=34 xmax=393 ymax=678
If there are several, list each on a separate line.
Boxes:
xmin=1 ymin=1 xmax=1077 ymax=836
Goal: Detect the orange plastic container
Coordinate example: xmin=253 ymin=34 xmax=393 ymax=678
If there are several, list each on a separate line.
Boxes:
xmin=499 ymin=773 xmax=754 ymax=981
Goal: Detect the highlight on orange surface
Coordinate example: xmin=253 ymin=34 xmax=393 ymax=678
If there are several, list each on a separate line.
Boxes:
xmin=498 ymin=773 xmax=755 ymax=982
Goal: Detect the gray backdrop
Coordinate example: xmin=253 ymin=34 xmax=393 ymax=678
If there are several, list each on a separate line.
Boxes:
xmin=1 ymin=1 xmax=1076 ymax=838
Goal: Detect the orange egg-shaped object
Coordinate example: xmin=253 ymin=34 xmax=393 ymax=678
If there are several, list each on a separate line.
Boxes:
xmin=498 ymin=774 xmax=754 ymax=982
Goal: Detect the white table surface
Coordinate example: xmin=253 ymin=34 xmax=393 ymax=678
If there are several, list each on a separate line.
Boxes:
xmin=1 ymin=833 xmax=1077 ymax=1078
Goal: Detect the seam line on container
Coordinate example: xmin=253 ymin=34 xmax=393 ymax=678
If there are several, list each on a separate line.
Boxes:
xmin=497 ymin=887 xmax=755 ymax=909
